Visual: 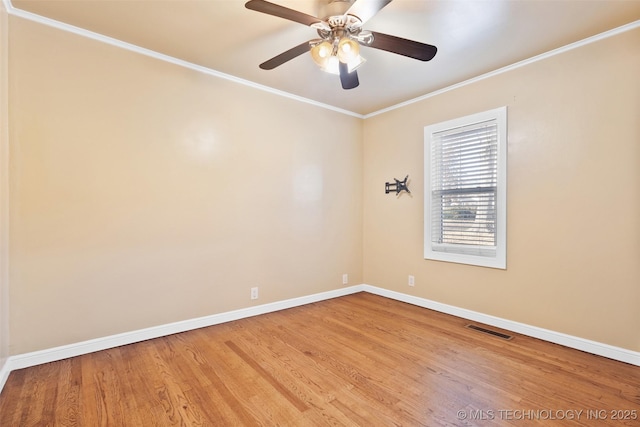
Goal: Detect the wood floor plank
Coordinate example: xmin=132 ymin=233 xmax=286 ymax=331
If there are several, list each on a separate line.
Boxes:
xmin=177 ymin=341 xmax=256 ymax=424
xmin=15 ymin=362 xmax=61 ymax=426
xmin=0 ymin=293 xmax=638 ymax=426
xmin=0 ymin=368 xmax=24 ymax=426
xmin=191 ymin=326 xmax=307 ymax=424
xmin=117 ymin=342 xmax=170 ymax=426
xmin=225 ymin=339 xmax=309 ymax=413
xmin=52 ymin=358 xmax=82 ymax=426
xmin=91 ymin=348 xmax=134 ymax=426
xmin=228 ymin=322 xmax=337 ymax=408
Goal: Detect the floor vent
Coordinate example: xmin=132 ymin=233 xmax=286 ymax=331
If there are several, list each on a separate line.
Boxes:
xmin=465 ymin=324 xmax=514 ymax=340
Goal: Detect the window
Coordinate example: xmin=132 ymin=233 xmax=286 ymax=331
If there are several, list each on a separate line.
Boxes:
xmin=424 ymin=107 xmax=507 ymax=269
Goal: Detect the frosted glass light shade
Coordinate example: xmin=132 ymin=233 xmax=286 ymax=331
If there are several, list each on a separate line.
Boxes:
xmin=337 ymin=38 xmax=360 ymax=63
xmin=311 ymin=41 xmax=333 ymax=67
xmin=324 ymin=56 xmax=340 ymax=74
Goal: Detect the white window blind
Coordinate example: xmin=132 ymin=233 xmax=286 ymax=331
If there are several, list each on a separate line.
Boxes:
xmin=431 ymin=120 xmax=497 ymax=256
xmin=424 ymin=107 xmax=506 ymax=269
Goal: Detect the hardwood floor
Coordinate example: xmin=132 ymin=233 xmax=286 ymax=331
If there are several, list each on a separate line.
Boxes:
xmin=1 ymin=292 xmax=638 ymax=426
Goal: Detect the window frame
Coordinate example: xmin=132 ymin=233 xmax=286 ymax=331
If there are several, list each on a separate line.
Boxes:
xmin=424 ymin=107 xmax=507 ymax=269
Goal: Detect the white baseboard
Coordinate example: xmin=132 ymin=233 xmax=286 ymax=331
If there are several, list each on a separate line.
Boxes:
xmin=362 ymin=285 xmax=640 ymax=367
xmin=0 ymin=357 xmax=9 ymax=394
xmin=1 ymin=284 xmax=638 ymax=395
xmin=0 ymin=285 xmax=364 ymax=391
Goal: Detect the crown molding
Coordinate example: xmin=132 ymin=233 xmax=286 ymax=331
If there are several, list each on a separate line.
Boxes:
xmin=365 ymin=19 xmax=640 ymax=118
xmin=3 ymin=0 xmax=363 ymax=119
xmin=4 ymin=0 xmax=638 ymax=119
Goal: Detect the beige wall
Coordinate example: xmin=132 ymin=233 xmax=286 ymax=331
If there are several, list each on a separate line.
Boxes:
xmin=363 ymin=28 xmax=640 ymax=351
xmin=0 ymin=1 xmax=10 ymax=366
xmin=8 ymin=18 xmax=362 ymax=354
xmin=6 ymin=12 xmax=639 ymax=356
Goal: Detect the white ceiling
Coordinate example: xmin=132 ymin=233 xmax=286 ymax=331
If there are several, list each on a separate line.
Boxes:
xmin=8 ymin=0 xmax=640 ymax=115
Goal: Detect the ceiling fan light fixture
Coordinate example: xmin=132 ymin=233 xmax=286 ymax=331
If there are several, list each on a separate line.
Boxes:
xmin=323 ymin=55 xmax=341 ymax=75
xmin=310 ymin=41 xmax=333 ymax=67
xmin=337 ymin=37 xmax=360 ymax=63
xmin=246 ymin=0 xmax=438 ymax=90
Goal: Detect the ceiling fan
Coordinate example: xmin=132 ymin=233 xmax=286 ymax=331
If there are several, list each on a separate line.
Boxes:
xmin=245 ymin=0 xmax=437 ymax=90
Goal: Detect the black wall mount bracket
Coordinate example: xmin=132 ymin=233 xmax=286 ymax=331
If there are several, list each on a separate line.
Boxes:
xmin=385 ymin=175 xmax=410 ymax=195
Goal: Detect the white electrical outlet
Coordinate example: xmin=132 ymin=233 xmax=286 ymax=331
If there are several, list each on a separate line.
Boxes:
xmin=251 ymin=287 xmax=259 ymax=300
xmin=342 ymin=274 xmax=348 ymax=285
xmin=408 ymin=275 xmax=415 ymax=287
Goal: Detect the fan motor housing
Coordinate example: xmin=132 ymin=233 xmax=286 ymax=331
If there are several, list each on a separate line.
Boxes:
xmin=321 ymin=0 xmax=354 ymax=19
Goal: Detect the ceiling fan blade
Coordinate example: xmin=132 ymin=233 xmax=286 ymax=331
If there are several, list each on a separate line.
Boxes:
xmin=345 ymin=0 xmax=392 ymax=24
xmin=368 ymin=31 xmax=437 ymax=61
xmin=339 ymin=62 xmax=359 ymax=90
xmin=245 ymin=0 xmax=321 ymax=27
xmin=259 ymin=41 xmax=310 ymax=70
